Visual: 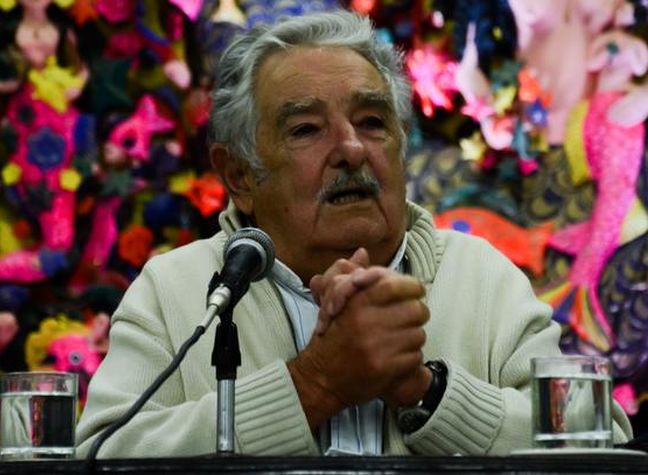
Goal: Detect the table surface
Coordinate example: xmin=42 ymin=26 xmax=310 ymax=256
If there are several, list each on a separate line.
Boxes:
xmin=1 ymin=452 xmax=648 ymax=475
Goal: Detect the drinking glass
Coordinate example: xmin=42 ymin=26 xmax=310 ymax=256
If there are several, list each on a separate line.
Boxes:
xmin=531 ymin=355 xmax=612 ymax=450
xmin=0 ymin=371 xmax=78 ymax=460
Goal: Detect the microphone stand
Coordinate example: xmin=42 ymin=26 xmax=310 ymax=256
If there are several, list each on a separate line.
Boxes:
xmin=210 ymin=284 xmax=241 ymax=455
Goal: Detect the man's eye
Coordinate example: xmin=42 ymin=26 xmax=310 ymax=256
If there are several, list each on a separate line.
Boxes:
xmin=290 ymin=124 xmax=319 ymax=137
xmin=360 ymin=116 xmax=385 ymax=129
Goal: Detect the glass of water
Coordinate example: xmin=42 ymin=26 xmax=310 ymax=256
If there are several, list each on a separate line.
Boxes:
xmin=531 ymin=355 xmax=612 ymax=450
xmin=0 ymin=372 xmax=78 ymax=460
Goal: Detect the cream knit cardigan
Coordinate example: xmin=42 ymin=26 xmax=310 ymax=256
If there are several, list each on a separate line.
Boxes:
xmin=76 ymin=201 xmax=631 ymax=458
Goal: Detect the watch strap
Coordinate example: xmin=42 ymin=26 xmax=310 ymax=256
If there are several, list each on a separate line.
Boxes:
xmin=396 ymin=360 xmax=447 ymax=434
xmin=421 ymin=360 xmax=447 ymax=414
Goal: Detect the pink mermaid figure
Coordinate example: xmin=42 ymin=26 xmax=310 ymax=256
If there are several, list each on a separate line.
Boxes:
xmin=0 ymin=0 xmax=89 ymax=283
xmin=543 ymin=29 xmax=648 ymax=351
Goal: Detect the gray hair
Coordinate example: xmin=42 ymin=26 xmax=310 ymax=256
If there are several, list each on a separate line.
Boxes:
xmin=208 ymin=9 xmax=413 ymax=178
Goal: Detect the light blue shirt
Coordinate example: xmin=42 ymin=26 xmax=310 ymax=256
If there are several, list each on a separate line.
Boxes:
xmin=270 ymin=237 xmax=408 ymax=455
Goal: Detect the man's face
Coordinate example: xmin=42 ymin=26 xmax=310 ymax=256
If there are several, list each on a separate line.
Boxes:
xmin=237 ymin=46 xmax=407 ymax=282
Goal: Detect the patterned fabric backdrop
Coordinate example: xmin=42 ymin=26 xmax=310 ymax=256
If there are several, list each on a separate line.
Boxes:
xmin=1 ymin=0 xmax=648 ymax=436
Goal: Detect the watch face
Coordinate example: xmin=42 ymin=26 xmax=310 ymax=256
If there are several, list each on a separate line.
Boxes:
xmin=397 ymin=406 xmax=432 ymax=434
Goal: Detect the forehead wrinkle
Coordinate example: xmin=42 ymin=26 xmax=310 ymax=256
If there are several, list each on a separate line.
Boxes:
xmin=275 ymin=97 xmax=324 ymax=129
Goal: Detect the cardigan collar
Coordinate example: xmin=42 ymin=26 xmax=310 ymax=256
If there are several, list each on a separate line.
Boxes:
xmin=218 ymin=199 xmax=443 ymax=284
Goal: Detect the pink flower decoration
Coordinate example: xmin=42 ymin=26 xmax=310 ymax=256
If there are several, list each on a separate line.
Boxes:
xmin=406 ymin=45 xmax=458 ymax=117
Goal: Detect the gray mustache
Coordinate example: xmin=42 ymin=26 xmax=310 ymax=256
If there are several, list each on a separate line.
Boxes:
xmin=317 ymin=171 xmax=381 ymax=203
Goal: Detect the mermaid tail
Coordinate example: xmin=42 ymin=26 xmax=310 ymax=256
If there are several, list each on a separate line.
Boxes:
xmin=539 ymin=281 xmax=612 ymax=352
xmin=543 ymin=91 xmax=646 ymax=351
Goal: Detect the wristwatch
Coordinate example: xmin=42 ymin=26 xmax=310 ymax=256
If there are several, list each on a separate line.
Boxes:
xmin=396 ymin=360 xmax=447 ymax=434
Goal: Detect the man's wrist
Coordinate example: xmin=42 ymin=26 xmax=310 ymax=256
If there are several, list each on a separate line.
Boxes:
xmin=396 ymin=360 xmax=447 ymax=434
xmin=287 ymin=356 xmax=345 ymax=430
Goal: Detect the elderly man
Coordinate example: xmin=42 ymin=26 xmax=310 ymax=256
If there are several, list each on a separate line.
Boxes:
xmin=76 ymin=10 xmax=632 ymax=458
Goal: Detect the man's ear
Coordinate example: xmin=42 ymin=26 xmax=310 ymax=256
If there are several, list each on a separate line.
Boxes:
xmin=210 ymin=144 xmax=255 ymax=216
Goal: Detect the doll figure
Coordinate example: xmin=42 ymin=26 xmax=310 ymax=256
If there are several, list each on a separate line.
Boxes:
xmin=0 ymin=0 xmax=91 ymax=283
xmin=455 ymin=0 xmax=635 ymax=148
xmin=509 ymin=0 xmax=634 ymax=145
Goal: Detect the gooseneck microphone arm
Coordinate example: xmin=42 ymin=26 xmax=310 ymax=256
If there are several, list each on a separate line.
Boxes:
xmin=84 ymin=228 xmax=274 ymax=468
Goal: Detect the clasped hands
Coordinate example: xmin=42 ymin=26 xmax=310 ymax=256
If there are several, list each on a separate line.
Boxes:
xmin=288 ymin=248 xmax=432 ymax=429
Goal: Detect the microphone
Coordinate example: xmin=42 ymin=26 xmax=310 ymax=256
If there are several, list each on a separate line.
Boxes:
xmin=208 ymin=228 xmax=274 ymax=454
xmin=207 ymin=227 xmax=275 ymax=314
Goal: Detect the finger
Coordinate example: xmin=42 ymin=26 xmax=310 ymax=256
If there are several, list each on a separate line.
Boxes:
xmin=315 ymin=275 xmax=362 ymax=335
xmin=310 ymin=262 xmax=354 ymax=304
xmin=362 ymin=274 xmax=426 ymax=306
xmin=349 ymin=247 xmax=370 ymax=267
xmin=323 ymin=273 xmax=363 ymax=316
xmin=351 ymin=266 xmax=391 ymax=288
xmin=320 ymin=267 xmax=388 ymax=325
xmin=318 ymin=267 xmax=384 ymax=322
xmin=311 ymin=259 xmax=357 ymax=288
xmin=309 ymin=250 xmax=368 ymax=302
xmin=383 ymin=352 xmax=425 ymax=384
xmin=380 ymin=299 xmax=430 ymax=330
xmin=382 ymin=325 xmax=427 ymax=354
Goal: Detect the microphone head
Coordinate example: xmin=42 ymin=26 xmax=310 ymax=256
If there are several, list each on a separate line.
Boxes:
xmin=223 ymin=227 xmax=275 ymax=281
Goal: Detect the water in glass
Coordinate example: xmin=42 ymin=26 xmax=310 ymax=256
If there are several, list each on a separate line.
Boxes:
xmin=0 ymin=390 xmax=76 ymax=459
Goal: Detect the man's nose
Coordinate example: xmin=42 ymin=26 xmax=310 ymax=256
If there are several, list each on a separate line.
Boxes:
xmin=328 ymin=121 xmax=367 ymax=169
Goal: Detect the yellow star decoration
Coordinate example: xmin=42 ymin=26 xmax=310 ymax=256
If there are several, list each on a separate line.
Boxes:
xmin=459 ymin=132 xmax=487 ymax=162
xmin=1 ymin=163 xmax=22 ymax=186
xmin=60 ymin=168 xmax=82 ymax=191
xmin=28 ymin=56 xmax=86 ymax=113
xmin=0 ymin=0 xmax=16 ymax=11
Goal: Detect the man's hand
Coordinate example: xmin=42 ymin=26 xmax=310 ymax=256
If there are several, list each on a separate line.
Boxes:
xmin=309 ymin=248 xmax=372 ymax=335
xmin=289 ymin=267 xmax=430 ymax=429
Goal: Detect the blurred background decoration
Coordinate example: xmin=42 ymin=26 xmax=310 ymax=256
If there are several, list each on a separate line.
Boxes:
xmin=1 ymin=0 xmax=648 ymax=436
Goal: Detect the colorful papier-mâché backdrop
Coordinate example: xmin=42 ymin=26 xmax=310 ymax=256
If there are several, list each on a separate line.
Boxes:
xmin=1 ymin=0 xmax=648 ymax=437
